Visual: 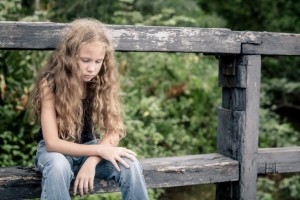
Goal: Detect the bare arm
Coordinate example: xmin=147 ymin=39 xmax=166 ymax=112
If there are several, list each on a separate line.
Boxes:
xmin=40 ymin=79 xmax=103 ymax=157
xmin=41 ymin=78 xmax=135 ymax=160
xmin=40 ymin=79 xmax=136 ymax=196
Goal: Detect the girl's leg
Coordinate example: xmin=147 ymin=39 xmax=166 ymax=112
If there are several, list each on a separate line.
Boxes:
xmin=95 ymin=157 xmax=149 ymax=200
xmin=35 ymin=141 xmax=74 ymax=200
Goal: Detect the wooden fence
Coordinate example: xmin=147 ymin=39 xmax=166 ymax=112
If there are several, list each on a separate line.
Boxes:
xmin=0 ymin=22 xmax=300 ymax=200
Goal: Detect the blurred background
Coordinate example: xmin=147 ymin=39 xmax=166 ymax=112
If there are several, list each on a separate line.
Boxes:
xmin=0 ymin=0 xmax=299 ymax=199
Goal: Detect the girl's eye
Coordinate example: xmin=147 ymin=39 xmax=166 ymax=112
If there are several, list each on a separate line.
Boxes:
xmin=96 ymin=60 xmax=103 ymax=64
xmin=80 ymin=58 xmax=90 ymax=62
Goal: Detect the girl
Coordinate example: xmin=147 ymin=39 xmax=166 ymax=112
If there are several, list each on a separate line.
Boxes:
xmin=31 ymin=18 xmax=148 ymax=200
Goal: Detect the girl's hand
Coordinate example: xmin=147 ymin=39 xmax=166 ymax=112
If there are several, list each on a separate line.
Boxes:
xmin=98 ymin=146 xmax=137 ymax=172
xmin=73 ymin=158 xmax=97 ymax=196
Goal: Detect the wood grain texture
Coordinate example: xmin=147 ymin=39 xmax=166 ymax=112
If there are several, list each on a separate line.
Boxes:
xmin=0 ymin=22 xmax=238 ymax=53
xmin=218 ymin=56 xmax=247 ymax=88
xmin=241 ymin=31 xmax=300 ymax=55
xmin=216 ymin=55 xmax=261 ymax=200
xmin=257 ymin=147 xmax=300 ymax=174
xmin=217 ymin=108 xmax=245 ymax=159
xmin=239 ymin=55 xmax=261 ymax=200
xmin=0 ymin=154 xmax=238 ymax=200
xmin=0 ymin=22 xmax=300 ymax=55
xmin=221 ymin=88 xmax=246 ymax=111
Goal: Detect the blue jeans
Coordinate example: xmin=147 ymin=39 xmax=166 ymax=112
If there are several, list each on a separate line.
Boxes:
xmin=35 ymin=140 xmax=149 ymax=200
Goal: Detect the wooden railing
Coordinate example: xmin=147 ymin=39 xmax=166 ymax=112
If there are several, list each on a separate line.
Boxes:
xmin=0 ymin=22 xmax=300 ymax=200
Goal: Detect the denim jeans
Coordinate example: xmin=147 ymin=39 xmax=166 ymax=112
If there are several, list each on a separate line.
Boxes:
xmin=35 ymin=140 xmax=149 ymax=200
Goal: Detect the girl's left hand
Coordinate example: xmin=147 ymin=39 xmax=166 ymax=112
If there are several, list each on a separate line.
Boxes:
xmin=73 ymin=158 xmax=97 ymax=196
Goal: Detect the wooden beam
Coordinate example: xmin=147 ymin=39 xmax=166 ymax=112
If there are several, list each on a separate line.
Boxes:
xmin=0 ymin=153 xmax=238 ymax=200
xmin=0 ymin=22 xmax=239 ymax=53
xmin=257 ymin=147 xmax=300 ymax=174
xmin=216 ymin=55 xmax=261 ymax=200
xmin=241 ymin=31 xmax=300 ymax=55
xmin=0 ymin=22 xmax=300 ymax=55
xmin=239 ymin=55 xmax=261 ymax=199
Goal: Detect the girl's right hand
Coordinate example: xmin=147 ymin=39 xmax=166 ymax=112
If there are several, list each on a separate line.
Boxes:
xmin=98 ymin=146 xmax=137 ymax=172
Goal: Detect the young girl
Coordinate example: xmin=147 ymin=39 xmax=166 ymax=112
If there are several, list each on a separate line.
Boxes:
xmin=31 ymin=18 xmax=148 ymax=200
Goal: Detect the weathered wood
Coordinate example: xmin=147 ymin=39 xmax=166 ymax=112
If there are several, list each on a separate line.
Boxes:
xmin=221 ymin=88 xmax=246 ymax=111
xmin=241 ymin=31 xmax=300 ymax=55
xmin=235 ymin=55 xmax=261 ymax=200
xmin=0 ymin=153 xmax=239 ymax=200
xmin=218 ymin=55 xmax=247 ymax=88
xmin=216 ymin=55 xmax=261 ymax=200
xmin=0 ymin=22 xmax=238 ymax=53
xmin=0 ymin=22 xmax=300 ymax=55
xmin=257 ymin=147 xmax=300 ymax=174
xmin=215 ymin=146 xmax=300 ymax=199
xmin=217 ymin=108 xmax=245 ymax=159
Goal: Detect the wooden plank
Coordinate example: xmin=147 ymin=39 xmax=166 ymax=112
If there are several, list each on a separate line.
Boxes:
xmin=217 ymin=108 xmax=245 ymax=159
xmin=216 ymin=108 xmax=244 ymax=199
xmin=221 ymin=88 xmax=246 ymax=111
xmin=0 ymin=153 xmax=239 ymax=199
xmin=0 ymin=22 xmax=300 ymax=55
xmin=257 ymin=147 xmax=300 ymax=174
xmin=218 ymin=55 xmax=247 ymax=88
xmin=216 ymin=55 xmax=261 ymax=200
xmin=241 ymin=31 xmax=300 ymax=55
xmin=0 ymin=22 xmax=240 ymax=53
xmin=238 ymin=55 xmax=261 ymax=200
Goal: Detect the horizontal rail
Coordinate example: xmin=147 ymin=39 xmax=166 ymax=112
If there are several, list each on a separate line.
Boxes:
xmin=0 ymin=22 xmax=300 ymax=55
xmin=0 ymin=153 xmax=238 ymax=199
xmin=257 ymin=147 xmax=300 ymax=174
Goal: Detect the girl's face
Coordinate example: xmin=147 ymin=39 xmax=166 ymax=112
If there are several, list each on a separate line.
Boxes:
xmin=78 ymin=41 xmax=106 ymax=82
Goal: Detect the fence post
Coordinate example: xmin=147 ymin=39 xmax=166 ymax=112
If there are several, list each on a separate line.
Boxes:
xmin=216 ymin=55 xmax=261 ymax=199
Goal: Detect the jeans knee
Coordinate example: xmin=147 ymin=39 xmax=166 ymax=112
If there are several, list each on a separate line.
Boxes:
xmin=120 ymin=157 xmax=143 ymax=179
xmin=42 ymin=153 xmax=73 ymax=179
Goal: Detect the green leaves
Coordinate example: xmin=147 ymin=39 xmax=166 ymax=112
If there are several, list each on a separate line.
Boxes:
xmin=117 ymin=52 xmax=220 ymax=158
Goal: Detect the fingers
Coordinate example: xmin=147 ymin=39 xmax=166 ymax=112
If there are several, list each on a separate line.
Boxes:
xmin=73 ymin=177 xmax=93 ymax=196
xmin=116 ymin=156 xmax=130 ymax=169
xmin=111 ymin=159 xmax=121 ymax=172
xmin=126 ymin=149 xmax=137 ymax=156
xmin=84 ymin=179 xmax=89 ymax=195
xmin=105 ymin=147 xmax=138 ymax=172
xmin=89 ymin=177 xmax=94 ymax=193
xmin=79 ymin=178 xmax=84 ymax=196
xmin=73 ymin=178 xmax=79 ymax=195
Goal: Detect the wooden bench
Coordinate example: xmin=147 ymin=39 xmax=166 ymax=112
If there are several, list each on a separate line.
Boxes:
xmin=0 ymin=22 xmax=300 ymax=200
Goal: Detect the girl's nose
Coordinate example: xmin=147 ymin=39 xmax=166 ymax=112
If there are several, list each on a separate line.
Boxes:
xmin=86 ymin=64 xmax=95 ymax=73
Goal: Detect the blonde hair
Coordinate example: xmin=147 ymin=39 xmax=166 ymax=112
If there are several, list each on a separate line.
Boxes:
xmin=31 ymin=18 xmax=124 ymax=142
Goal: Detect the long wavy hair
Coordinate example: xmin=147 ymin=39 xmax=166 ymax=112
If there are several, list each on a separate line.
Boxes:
xmin=31 ymin=18 xmax=124 ymax=142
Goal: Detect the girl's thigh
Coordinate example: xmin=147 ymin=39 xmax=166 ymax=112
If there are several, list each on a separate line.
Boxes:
xmin=35 ymin=140 xmax=73 ymax=172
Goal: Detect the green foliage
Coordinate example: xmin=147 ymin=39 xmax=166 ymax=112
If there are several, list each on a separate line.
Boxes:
xmin=118 ymin=52 xmax=220 ymax=157
xmin=258 ymin=175 xmax=300 ymax=200
xmin=257 ymin=177 xmax=276 ymax=200
xmin=197 ymin=0 xmax=300 ymax=33
xmin=279 ymin=175 xmax=300 ymax=199
xmin=0 ymin=50 xmax=49 ymax=166
xmin=259 ymin=85 xmax=300 ymax=148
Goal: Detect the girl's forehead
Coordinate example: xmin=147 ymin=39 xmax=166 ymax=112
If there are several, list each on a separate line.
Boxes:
xmin=79 ymin=41 xmax=106 ymax=56
xmin=80 ymin=41 xmax=106 ymax=49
